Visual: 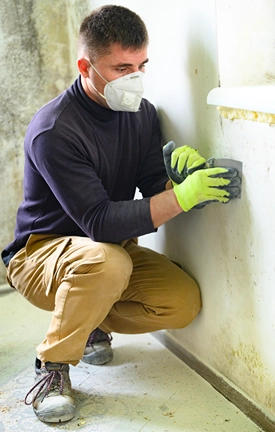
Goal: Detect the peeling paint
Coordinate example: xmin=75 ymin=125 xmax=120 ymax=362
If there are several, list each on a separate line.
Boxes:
xmin=232 ymin=342 xmax=264 ymax=377
xmin=218 ymin=107 xmax=275 ymax=124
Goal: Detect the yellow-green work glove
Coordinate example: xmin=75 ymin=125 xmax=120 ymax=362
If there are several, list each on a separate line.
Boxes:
xmin=173 ymin=167 xmax=240 ymax=212
xmin=163 ymin=141 xmax=206 ymax=185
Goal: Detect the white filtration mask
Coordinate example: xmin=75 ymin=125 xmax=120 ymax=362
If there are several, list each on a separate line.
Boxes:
xmin=89 ymin=61 xmax=144 ymax=112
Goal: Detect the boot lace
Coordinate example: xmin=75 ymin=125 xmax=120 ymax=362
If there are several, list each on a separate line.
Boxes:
xmin=25 ymin=368 xmax=65 ymax=406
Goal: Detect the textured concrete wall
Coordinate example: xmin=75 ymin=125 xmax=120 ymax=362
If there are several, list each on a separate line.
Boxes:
xmin=0 ymin=0 xmax=89 ymax=283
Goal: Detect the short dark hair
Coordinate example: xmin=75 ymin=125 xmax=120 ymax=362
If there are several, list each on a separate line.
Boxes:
xmin=78 ymin=5 xmax=149 ymax=61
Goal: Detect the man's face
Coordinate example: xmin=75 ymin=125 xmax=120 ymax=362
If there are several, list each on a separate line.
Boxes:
xmin=80 ymin=43 xmax=148 ymax=108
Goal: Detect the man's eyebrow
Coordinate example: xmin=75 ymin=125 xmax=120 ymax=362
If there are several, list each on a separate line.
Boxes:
xmin=141 ymin=58 xmax=149 ymax=65
xmin=113 ymin=58 xmax=149 ymax=67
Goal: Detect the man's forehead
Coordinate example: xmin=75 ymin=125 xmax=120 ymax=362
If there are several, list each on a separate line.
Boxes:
xmin=100 ymin=43 xmax=148 ymax=65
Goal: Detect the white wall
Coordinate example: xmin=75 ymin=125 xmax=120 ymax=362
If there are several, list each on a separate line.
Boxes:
xmin=216 ymin=0 xmax=275 ymax=86
xmin=91 ymin=0 xmax=275 ymax=418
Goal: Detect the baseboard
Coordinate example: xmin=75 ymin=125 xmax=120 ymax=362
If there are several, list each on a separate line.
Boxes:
xmin=153 ymin=330 xmax=275 ymax=432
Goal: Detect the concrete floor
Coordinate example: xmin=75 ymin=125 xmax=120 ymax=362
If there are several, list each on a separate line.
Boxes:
xmin=0 ymin=284 xmax=263 ymax=432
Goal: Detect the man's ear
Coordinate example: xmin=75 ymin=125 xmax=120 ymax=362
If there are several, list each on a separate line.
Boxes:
xmin=77 ymin=58 xmax=90 ymax=77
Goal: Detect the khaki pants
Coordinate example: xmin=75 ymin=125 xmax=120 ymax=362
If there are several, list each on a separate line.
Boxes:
xmin=6 ymin=234 xmax=201 ymax=366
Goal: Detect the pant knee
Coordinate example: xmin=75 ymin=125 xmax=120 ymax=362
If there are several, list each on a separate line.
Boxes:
xmin=101 ymin=243 xmax=133 ymax=293
xmin=169 ymin=279 xmax=202 ymax=329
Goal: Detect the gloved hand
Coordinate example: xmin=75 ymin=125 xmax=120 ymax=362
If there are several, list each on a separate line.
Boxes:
xmin=173 ymin=167 xmax=241 ymax=212
xmin=193 ymin=159 xmax=242 ymax=209
xmin=163 ymin=141 xmax=206 ymax=185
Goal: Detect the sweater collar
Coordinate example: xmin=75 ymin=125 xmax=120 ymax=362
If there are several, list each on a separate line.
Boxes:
xmin=70 ymin=75 xmax=118 ymax=119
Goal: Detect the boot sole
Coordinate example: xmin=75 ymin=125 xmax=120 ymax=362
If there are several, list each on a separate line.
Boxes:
xmin=82 ymin=348 xmax=113 ymax=365
xmin=34 ymin=403 xmax=75 ymax=423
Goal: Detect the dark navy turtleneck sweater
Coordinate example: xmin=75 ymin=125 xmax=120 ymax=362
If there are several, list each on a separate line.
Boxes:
xmin=2 ymin=76 xmax=168 ymax=265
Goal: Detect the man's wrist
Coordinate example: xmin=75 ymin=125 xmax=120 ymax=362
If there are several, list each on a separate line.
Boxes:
xmin=165 ymin=179 xmax=174 ymax=190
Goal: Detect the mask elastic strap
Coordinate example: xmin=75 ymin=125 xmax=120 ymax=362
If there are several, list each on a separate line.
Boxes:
xmin=86 ymin=60 xmax=108 ymax=100
xmin=88 ymin=61 xmax=109 ymax=84
xmin=89 ymin=80 xmax=106 ymax=100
